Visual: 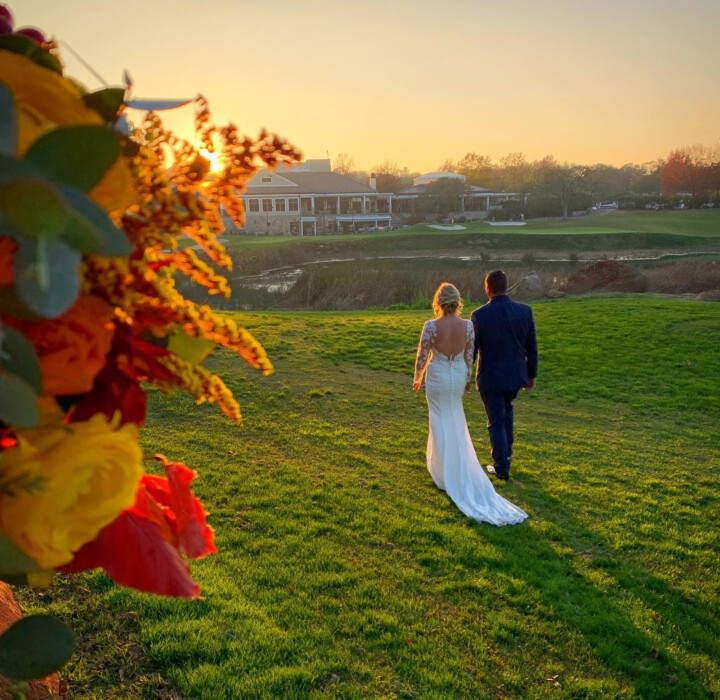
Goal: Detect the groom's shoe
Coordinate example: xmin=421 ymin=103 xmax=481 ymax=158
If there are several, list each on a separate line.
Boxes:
xmin=486 ymin=465 xmax=509 ymax=481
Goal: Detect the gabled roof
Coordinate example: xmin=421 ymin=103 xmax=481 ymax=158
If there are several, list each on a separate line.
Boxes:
xmin=244 ymin=171 xmax=378 ymax=196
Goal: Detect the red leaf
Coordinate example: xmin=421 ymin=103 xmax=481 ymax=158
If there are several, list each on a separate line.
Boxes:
xmin=60 ymin=511 xmax=199 ymax=598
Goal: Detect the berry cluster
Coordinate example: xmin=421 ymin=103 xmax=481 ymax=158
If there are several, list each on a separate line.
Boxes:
xmin=0 ymin=5 xmax=46 ymax=45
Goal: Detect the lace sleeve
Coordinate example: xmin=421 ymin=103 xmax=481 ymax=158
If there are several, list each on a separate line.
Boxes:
xmin=414 ymin=320 xmax=434 ymax=386
xmin=464 ymin=320 xmax=475 ymax=386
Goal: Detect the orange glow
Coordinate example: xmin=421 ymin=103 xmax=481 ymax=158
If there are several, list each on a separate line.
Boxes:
xmin=199 ymin=147 xmax=223 ymax=174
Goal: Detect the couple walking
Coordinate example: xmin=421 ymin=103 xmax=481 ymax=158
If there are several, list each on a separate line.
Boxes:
xmin=413 ymin=270 xmax=537 ymax=526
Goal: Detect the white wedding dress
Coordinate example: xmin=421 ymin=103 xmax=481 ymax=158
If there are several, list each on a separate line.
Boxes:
xmin=414 ymin=319 xmax=528 ymax=526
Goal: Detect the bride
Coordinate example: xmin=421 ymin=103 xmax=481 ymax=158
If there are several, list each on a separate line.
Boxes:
xmin=413 ymin=283 xmax=527 ymax=526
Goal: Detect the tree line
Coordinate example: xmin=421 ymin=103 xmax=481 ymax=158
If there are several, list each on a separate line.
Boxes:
xmin=333 ymin=142 xmax=720 ymax=219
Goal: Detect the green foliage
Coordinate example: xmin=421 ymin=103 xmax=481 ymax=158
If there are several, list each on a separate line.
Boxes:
xmin=0 ymin=178 xmax=71 ymax=240
xmin=0 ymin=326 xmax=42 ymax=392
xmin=0 ymin=373 xmax=39 ymax=427
xmin=82 ymin=87 xmax=126 ymax=123
xmin=18 ymin=297 xmax=720 ymax=698
xmin=0 ymin=534 xmax=38 ymax=576
xmin=14 ymin=237 xmax=81 ymax=318
xmin=0 ymin=127 xmax=130 ymax=318
xmin=56 ymin=185 xmax=132 ymax=256
xmin=0 ymin=81 xmax=17 ymax=156
xmin=0 ymin=615 xmax=74 ymax=682
xmin=0 ymin=35 xmax=62 ymax=73
xmin=24 ymin=126 xmax=120 ymax=192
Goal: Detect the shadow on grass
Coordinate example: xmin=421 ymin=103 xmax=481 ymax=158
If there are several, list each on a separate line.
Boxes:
xmin=453 ymin=479 xmax=715 ymax=700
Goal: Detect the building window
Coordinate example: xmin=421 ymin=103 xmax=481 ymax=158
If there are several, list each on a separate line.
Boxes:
xmin=290 ymin=221 xmax=300 ymax=234
xmin=288 ymin=198 xmax=299 ymax=211
xmin=248 ymin=198 xmax=259 ymax=212
xmin=275 ymin=198 xmax=286 ymax=212
xmin=262 ymin=199 xmax=273 ymax=212
xmin=261 ymin=176 xmax=272 ymax=183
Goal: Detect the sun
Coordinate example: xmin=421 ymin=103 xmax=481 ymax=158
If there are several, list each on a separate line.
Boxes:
xmin=198 ymin=147 xmax=223 ymax=173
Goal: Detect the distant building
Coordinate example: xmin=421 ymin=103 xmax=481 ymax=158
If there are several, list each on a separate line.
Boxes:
xmin=393 ymin=171 xmax=523 ymax=217
xmin=228 ymin=162 xmax=523 ymax=235
xmin=234 ymin=159 xmax=392 ymax=235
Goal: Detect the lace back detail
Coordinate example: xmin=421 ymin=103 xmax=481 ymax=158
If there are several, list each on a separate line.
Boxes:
xmin=414 ymin=319 xmax=475 ymax=386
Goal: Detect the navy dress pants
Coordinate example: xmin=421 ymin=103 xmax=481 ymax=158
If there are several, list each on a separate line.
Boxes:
xmin=479 ymin=389 xmax=519 ymax=477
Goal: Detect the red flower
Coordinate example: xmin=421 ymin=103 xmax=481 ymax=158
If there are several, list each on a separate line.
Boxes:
xmin=144 ymin=455 xmax=217 ymax=560
xmin=60 ymin=455 xmax=215 ymax=598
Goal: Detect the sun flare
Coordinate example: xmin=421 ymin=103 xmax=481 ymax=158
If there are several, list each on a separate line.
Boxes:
xmin=199 ymin=147 xmax=223 ymax=173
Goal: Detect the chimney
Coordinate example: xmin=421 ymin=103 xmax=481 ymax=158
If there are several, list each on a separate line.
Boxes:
xmin=369 ymin=172 xmax=377 ymax=190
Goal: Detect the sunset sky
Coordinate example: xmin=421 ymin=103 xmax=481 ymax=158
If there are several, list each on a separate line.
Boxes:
xmin=17 ymin=0 xmax=720 ymax=172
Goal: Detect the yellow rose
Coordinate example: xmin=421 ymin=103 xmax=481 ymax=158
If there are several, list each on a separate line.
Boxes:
xmin=0 ymin=50 xmax=137 ymax=213
xmin=0 ymin=414 xmax=142 ymax=569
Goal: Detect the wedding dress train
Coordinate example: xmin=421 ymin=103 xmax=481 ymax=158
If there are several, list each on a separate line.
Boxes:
xmin=415 ymin=319 xmax=528 ymax=526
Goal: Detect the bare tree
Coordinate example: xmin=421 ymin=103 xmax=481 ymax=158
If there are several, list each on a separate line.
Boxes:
xmin=333 ymin=153 xmax=356 ymax=175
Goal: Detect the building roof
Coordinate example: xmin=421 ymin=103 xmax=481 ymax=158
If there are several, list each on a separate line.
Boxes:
xmin=394 ymin=183 xmax=496 ymax=197
xmin=244 ymin=170 xmax=379 ymax=196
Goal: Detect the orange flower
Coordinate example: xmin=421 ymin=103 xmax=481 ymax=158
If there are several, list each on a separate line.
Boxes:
xmin=0 ymin=50 xmax=137 ymax=214
xmin=0 ymin=236 xmax=16 ymax=287
xmin=4 ymin=295 xmax=115 ymax=396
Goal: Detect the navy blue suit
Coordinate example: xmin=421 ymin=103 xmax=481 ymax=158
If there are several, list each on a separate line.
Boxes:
xmin=471 ymin=296 xmax=537 ymax=477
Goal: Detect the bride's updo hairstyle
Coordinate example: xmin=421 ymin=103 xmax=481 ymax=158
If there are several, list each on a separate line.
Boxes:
xmin=432 ymin=282 xmax=463 ymax=318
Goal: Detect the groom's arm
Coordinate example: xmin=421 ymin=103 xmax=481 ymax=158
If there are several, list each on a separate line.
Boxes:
xmin=471 ymin=311 xmax=481 ymax=363
xmin=526 ymin=311 xmax=538 ymax=382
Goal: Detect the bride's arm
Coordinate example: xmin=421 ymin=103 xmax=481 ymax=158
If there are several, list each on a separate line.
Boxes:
xmin=464 ymin=321 xmax=475 ymax=391
xmin=413 ymin=321 xmax=432 ymax=391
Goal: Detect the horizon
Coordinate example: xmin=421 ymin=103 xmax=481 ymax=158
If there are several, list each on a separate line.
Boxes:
xmin=16 ymin=0 xmax=720 ymax=172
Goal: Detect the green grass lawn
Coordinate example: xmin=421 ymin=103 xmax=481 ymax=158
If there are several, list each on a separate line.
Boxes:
xmin=19 ymin=296 xmax=720 ymax=699
xmin=213 ymin=210 xmax=720 ymax=252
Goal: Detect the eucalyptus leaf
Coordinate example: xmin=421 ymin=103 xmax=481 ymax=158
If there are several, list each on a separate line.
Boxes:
xmin=0 ymin=326 xmax=42 ymax=392
xmin=0 ymin=534 xmax=38 ymax=576
xmin=0 ymin=615 xmax=75 ymax=681
xmin=82 ymin=87 xmax=126 ymax=122
xmin=0 ymin=153 xmax=40 ymax=185
xmin=0 ymin=81 xmax=17 ymax=156
xmin=58 ymin=185 xmax=132 ymax=256
xmin=0 ymin=178 xmax=71 ymax=240
xmin=0 ymin=373 xmax=39 ymax=427
xmin=14 ymin=237 xmax=80 ymax=319
xmin=0 ymin=35 xmax=62 ymax=74
xmin=24 ymin=126 xmax=120 ymax=192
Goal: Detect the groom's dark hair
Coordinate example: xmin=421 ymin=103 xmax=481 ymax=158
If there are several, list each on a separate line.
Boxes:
xmin=485 ymin=270 xmax=508 ymax=295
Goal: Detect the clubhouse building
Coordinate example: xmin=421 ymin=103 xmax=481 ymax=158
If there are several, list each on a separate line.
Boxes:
xmin=230 ymin=160 xmax=521 ymax=235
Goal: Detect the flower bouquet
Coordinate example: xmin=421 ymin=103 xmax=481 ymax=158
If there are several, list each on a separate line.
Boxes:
xmin=0 ymin=4 xmax=300 ymax=688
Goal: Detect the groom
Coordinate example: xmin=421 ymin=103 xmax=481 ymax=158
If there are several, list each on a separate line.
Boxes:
xmin=471 ymin=270 xmax=538 ymax=481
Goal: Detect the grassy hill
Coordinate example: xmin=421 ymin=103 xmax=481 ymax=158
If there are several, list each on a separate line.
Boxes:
xmin=20 ymin=296 xmax=720 ymax=699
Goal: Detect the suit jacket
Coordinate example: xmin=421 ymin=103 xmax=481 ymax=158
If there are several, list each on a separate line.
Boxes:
xmin=471 ymin=295 xmax=538 ymax=392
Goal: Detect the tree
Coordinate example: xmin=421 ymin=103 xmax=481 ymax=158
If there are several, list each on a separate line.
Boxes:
xmin=372 ymin=160 xmax=414 ymax=192
xmin=661 ymin=145 xmax=713 ymax=199
xmin=436 ymin=159 xmax=456 ymax=173
xmin=495 ymin=152 xmax=534 ymax=193
xmin=333 ymin=153 xmax=356 ymax=175
xmin=418 ymin=177 xmax=468 ymax=217
xmin=456 ymin=153 xmax=494 ymax=188
xmin=535 ymin=160 xmax=586 ymax=218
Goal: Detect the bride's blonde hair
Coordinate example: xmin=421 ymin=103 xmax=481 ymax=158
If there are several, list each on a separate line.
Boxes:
xmin=432 ymin=282 xmax=463 ymax=318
